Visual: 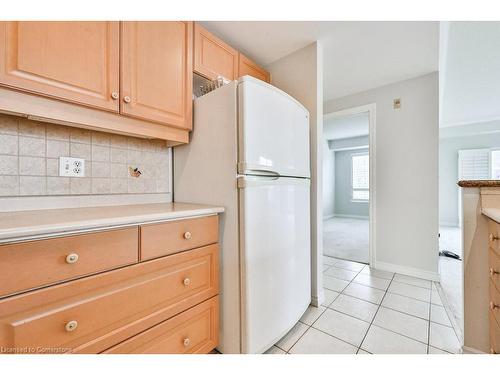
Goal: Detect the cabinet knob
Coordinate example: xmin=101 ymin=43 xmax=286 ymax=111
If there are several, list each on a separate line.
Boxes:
xmin=183 ymin=231 xmax=192 ymax=240
xmin=490 ymin=268 xmax=499 ymax=276
xmin=183 ymin=278 xmax=191 ymax=286
xmin=123 ymin=96 xmax=131 ymax=103
xmin=490 ymin=233 xmax=499 ymax=242
xmin=65 ymin=320 xmax=78 ymax=332
xmin=490 ymin=301 xmax=499 ymax=310
xmin=183 ymin=338 xmax=191 ymax=347
xmin=65 ymin=253 xmax=79 ymax=264
xmin=111 ymin=92 xmax=119 ymax=100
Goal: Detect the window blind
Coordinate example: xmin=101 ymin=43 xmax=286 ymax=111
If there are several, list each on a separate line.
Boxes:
xmin=458 ymin=149 xmax=490 ymax=180
xmin=352 ymin=153 xmax=369 ymax=201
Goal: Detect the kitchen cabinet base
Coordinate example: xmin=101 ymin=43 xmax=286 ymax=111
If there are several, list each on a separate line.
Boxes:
xmin=0 ymin=86 xmax=189 ymax=145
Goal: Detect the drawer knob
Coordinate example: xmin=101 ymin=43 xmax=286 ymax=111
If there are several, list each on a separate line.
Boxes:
xmin=65 ymin=253 xmax=79 ymax=264
xmin=111 ymin=92 xmax=119 ymax=100
xmin=490 ymin=301 xmax=499 ymax=310
xmin=183 ymin=338 xmax=191 ymax=347
xmin=183 ymin=231 xmax=192 ymax=240
xmin=490 ymin=268 xmax=499 ymax=276
xmin=183 ymin=278 xmax=191 ymax=286
xmin=123 ymin=96 xmax=131 ymax=103
xmin=490 ymin=234 xmax=499 ymax=242
xmin=65 ymin=320 xmax=78 ymax=332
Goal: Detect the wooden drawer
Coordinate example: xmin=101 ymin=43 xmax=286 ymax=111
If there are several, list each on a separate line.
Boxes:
xmin=103 ymin=296 xmax=218 ymax=354
xmin=0 ymin=227 xmax=138 ymax=298
xmin=490 ymin=247 xmax=500 ymax=291
xmin=489 ymin=219 xmax=500 ymax=254
xmin=490 ymin=311 xmax=500 ymax=354
xmin=490 ymin=279 xmax=500 ymax=326
xmin=0 ymin=244 xmax=218 ymax=354
xmin=140 ymin=215 xmax=218 ymax=261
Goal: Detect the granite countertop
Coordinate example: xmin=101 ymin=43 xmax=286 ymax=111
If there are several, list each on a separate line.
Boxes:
xmin=458 ymin=180 xmax=500 ymax=188
xmin=0 ymin=202 xmax=224 ymax=243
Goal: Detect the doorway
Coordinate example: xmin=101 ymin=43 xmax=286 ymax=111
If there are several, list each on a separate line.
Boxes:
xmin=322 ymin=104 xmax=376 ymax=265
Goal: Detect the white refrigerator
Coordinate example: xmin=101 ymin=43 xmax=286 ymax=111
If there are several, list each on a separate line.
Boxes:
xmin=174 ymin=76 xmax=311 ymax=354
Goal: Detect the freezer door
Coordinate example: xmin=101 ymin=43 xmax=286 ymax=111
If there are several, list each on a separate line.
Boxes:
xmin=238 ymin=77 xmax=310 ymax=178
xmin=238 ymin=176 xmax=311 ymax=353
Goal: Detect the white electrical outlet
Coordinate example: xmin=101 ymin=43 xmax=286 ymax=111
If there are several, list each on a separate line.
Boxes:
xmin=59 ymin=157 xmax=85 ymax=177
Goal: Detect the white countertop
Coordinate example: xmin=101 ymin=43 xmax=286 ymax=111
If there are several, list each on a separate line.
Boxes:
xmin=482 ymin=207 xmax=500 ymax=224
xmin=0 ymin=202 xmax=224 ymax=242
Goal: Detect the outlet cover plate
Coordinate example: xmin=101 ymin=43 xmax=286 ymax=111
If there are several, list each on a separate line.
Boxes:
xmin=59 ymin=157 xmax=85 ymax=177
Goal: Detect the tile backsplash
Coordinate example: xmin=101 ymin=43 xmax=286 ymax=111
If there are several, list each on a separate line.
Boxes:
xmin=0 ymin=114 xmax=171 ymax=196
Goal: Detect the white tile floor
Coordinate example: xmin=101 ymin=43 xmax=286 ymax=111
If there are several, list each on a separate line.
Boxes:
xmin=265 ymin=255 xmax=462 ymax=354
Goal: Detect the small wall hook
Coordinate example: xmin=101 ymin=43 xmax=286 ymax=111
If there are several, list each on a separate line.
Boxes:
xmin=129 ymin=166 xmax=142 ymax=178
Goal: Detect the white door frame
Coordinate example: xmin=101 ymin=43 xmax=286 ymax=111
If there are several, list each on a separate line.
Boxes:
xmin=323 ymin=103 xmax=377 ymax=266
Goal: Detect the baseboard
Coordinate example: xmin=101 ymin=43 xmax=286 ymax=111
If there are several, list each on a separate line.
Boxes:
xmin=462 ymin=345 xmax=486 ymax=354
xmin=323 ymin=214 xmax=335 ymax=221
xmin=439 ymin=221 xmax=459 ymax=228
xmin=311 ymin=289 xmax=324 ymax=307
xmin=374 ymin=261 xmax=440 ymax=281
xmin=333 ymin=214 xmax=369 ymax=220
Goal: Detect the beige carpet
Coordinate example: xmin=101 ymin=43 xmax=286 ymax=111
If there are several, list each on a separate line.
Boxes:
xmin=323 ymin=217 xmax=369 ymax=263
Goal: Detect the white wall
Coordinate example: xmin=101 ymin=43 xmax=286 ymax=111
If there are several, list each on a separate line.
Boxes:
xmin=323 ymin=140 xmax=335 ymax=219
xmin=324 ymin=112 xmax=369 ymax=140
xmin=439 ymin=122 xmax=500 ymax=227
xmin=268 ymin=42 xmax=324 ymax=305
xmin=441 ymin=22 xmax=500 ymax=127
xmin=329 ymin=135 xmax=369 ymax=151
xmin=324 ymin=73 xmax=439 ymax=279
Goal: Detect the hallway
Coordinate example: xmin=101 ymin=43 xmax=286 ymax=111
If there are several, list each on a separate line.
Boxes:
xmin=323 ymin=217 xmax=369 ymax=264
xmin=266 ymin=256 xmax=461 ymax=354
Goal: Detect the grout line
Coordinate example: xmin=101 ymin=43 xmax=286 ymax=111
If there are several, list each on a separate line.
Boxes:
xmin=285 ymin=321 xmax=315 ymax=353
xmin=391 ymin=279 xmax=433 ymax=291
xmin=357 ymin=271 xmax=396 ymax=352
xmin=427 ymin=283 xmax=433 ymax=353
xmin=327 ymin=294 xmax=431 ymax=323
xmin=310 ymin=257 xmax=441 ymax=354
xmin=287 ymin=257 xmax=366 ymax=354
xmin=369 ymin=321 xmax=430 ymax=347
xmin=302 ymin=326 xmax=360 ymax=352
xmin=433 ymin=281 xmax=463 ymax=344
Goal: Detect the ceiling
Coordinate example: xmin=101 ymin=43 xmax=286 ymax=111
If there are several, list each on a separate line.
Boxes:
xmin=201 ymin=21 xmax=439 ymax=101
xmin=440 ymin=22 xmax=500 ymax=127
xmin=323 ymin=112 xmax=369 ymax=140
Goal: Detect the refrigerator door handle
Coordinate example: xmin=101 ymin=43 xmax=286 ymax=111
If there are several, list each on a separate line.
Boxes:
xmin=245 ymin=169 xmax=280 ymax=177
xmin=237 ymin=176 xmax=310 ymax=189
xmin=237 ymin=162 xmax=280 ymax=176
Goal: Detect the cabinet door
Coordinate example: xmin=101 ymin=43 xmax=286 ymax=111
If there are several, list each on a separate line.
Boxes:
xmin=0 ymin=21 xmax=120 ymax=112
xmin=238 ymin=53 xmax=270 ymax=83
xmin=194 ymin=23 xmax=238 ymax=81
xmin=121 ymin=21 xmax=193 ymax=129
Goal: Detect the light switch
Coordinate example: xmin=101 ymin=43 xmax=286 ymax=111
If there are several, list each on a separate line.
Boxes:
xmin=393 ymin=98 xmax=401 ymax=109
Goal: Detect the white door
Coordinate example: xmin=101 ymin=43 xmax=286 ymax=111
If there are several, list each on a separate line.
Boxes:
xmin=238 ymin=175 xmax=311 ymax=353
xmin=238 ymin=76 xmax=310 ymax=178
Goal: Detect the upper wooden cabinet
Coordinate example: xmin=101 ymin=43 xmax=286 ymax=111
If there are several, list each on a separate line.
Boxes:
xmin=194 ymin=24 xmax=238 ymax=81
xmin=238 ymin=53 xmax=270 ymax=83
xmin=0 ymin=22 xmax=120 ymax=112
xmin=121 ymin=22 xmax=193 ymax=130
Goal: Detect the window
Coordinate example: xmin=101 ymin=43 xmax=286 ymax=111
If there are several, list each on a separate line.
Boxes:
xmin=458 ymin=149 xmax=490 ymax=180
xmin=351 ymin=153 xmax=369 ymax=201
xmin=492 ymin=150 xmax=500 ymax=179
xmin=458 ymin=148 xmax=500 ymax=180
